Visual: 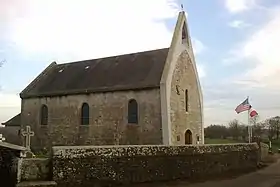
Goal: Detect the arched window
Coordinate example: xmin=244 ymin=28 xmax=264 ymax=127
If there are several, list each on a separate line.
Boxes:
xmin=81 ymin=103 xmax=90 ymax=125
xmin=185 ymin=89 xmax=189 ymax=112
xmin=40 ymin=105 xmax=48 ymax=125
xmin=128 ymin=99 xmax=138 ymax=124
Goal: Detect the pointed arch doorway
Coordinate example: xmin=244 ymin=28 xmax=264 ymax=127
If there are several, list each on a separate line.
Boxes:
xmin=185 ymin=129 xmax=192 ymax=144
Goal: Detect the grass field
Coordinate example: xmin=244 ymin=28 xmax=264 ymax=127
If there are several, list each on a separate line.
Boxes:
xmin=263 ymin=139 xmax=280 ymax=152
xmin=205 ymin=138 xmax=280 ymax=152
xmin=204 ymin=138 xmax=244 ymax=144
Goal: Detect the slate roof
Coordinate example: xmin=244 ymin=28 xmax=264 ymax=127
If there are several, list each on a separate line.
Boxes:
xmin=20 ymin=48 xmax=169 ymax=98
xmin=2 ymin=113 xmax=21 ymax=126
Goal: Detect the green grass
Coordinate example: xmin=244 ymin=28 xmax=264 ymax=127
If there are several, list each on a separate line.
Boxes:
xmin=263 ymin=139 xmax=280 ymax=152
xmin=272 ymin=139 xmax=280 ymax=146
xmin=205 ymin=138 xmax=244 ymax=144
xmin=205 ymin=138 xmax=280 ymax=152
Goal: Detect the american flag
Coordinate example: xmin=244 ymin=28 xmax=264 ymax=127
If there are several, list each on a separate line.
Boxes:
xmin=235 ymin=98 xmax=251 ymax=114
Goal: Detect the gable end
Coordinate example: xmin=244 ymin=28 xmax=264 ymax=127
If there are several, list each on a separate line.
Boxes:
xmin=20 ymin=62 xmax=57 ymax=99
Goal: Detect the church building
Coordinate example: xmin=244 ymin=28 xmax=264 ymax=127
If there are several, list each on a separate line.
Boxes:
xmin=3 ymin=11 xmax=204 ymax=151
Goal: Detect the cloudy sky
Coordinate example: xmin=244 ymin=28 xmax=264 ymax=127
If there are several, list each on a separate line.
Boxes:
xmin=0 ymin=0 xmax=280 ymax=126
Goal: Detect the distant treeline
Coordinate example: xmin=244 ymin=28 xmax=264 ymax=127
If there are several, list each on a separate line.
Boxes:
xmin=205 ymin=116 xmax=280 ymax=141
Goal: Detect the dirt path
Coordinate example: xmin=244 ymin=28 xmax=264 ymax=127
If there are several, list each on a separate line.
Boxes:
xmin=128 ymin=156 xmax=280 ymax=187
xmin=184 ymin=159 xmax=280 ymax=187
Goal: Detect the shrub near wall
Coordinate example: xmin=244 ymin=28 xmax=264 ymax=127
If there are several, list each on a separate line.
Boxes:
xmin=52 ymin=143 xmax=259 ymax=187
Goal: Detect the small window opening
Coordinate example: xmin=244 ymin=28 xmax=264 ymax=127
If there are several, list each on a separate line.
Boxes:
xmin=81 ymin=103 xmax=90 ymax=125
xmin=128 ymin=99 xmax=138 ymax=124
xmin=185 ymin=89 xmax=189 ymax=112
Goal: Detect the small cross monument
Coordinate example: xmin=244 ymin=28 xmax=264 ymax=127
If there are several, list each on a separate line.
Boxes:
xmin=21 ymin=125 xmax=34 ymax=151
xmin=0 ymin=134 xmax=5 ymax=142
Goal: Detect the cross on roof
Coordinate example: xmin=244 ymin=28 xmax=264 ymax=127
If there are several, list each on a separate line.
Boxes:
xmin=21 ymin=125 xmax=34 ymax=151
xmin=0 ymin=134 xmax=5 ymax=142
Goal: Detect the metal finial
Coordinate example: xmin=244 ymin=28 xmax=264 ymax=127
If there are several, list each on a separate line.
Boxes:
xmin=181 ymin=4 xmax=184 ymax=11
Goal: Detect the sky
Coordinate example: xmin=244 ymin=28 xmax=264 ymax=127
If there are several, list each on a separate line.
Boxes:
xmin=0 ymin=0 xmax=280 ymax=127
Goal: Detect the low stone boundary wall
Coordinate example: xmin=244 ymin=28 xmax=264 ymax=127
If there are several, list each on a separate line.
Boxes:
xmin=259 ymin=142 xmax=269 ymax=161
xmin=52 ymin=143 xmax=259 ymax=187
xmin=20 ymin=158 xmax=51 ymax=181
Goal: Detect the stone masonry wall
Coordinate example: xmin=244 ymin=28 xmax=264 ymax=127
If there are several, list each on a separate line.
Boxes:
xmin=52 ymin=143 xmax=259 ymax=187
xmin=20 ymin=158 xmax=51 ymax=181
xmin=170 ymin=50 xmax=202 ymax=145
xmin=259 ymin=142 xmax=269 ymax=161
xmin=0 ymin=142 xmax=26 ymax=187
xmin=21 ymin=88 xmax=162 ymax=152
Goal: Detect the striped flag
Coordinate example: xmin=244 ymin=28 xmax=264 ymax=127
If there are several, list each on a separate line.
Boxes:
xmin=235 ymin=98 xmax=252 ymax=114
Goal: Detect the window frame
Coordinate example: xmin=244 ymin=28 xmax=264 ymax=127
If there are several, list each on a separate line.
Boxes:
xmin=127 ymin=99 xmax=138 ymax=124
xmin=81 ymin=103 xmax=90 ymax=125
xmin=40 ymin=104 xmax=48 ymax=125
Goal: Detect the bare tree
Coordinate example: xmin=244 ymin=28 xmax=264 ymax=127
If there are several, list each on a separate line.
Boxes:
xmin=228 ymin=119 xmax=241 ymax=140
xmin=0 ymin=59 xmax=5 ymax=67
xmin=252 ymin=122 xmax=265 ymax=137
xmin=250 ymin=114 xmax=259 ymax=125
xmin=239 ymin=124 xmax=249 ymax=141
xmin=266 ymin=116 xmax=280 ymax=140
xmin=0 ymin=59 xmax=5 ymax=90
xmin=204 ymin=124 xmax=229 ymax=139
xmin=274 ymin=116 xmax=280 ymax=139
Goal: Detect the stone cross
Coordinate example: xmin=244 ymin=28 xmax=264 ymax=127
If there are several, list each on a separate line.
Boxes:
xmin=21 ymin=125 xmax=34 ymax=151
xmin=0 ymin=134 xmax=5 ymax=142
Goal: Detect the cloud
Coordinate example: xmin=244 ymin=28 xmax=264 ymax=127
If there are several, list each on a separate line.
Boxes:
xmin=203 ymin=82 xmax=280 ymax=126
xmin=5 ymin=0 xmax=180 ymax=61
xmin=192 ymin=38 xmax=206 ymax=79
xmin=0 ymin=0 xmax=209 ymax=124
xmin=0 ymin=93 xmax=20 ymax=107
xmin=227 ymin=7 xmax=280 ymax=90
xmin=228 ymin=20 xmax=251 ymax=29
xmin=0 ymin=93 xmax=21 ymax=124
xmin=225 ymin=0 xmax=257 ymax=13
xmin=192 ymin=38 xmax=206 ymax=55
xmin=197 ymin=64 xmax=206 ymax=78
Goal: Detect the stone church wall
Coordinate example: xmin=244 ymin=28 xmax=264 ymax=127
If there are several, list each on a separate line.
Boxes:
xmin=52 ymin=143 xmax=259 ymax=187
xmin=170 ymin=50 xmax=203 ymax=145
xmin=20 ymin=88 xmax=162 ymax=152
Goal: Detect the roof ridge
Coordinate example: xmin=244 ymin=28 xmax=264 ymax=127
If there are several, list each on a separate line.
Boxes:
xmin=57 ymin=48 xmax=169 ymax=66
xmin=20 ymin=48 xmax=169 ymax=98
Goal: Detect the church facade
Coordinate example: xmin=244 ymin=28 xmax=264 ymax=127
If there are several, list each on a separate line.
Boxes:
xmin=12 ymin=11 xmax=204 ymax=151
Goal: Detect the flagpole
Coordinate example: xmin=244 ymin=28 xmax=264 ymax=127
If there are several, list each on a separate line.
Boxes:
xmin=247 ymin=96 xmax=251 ymax=143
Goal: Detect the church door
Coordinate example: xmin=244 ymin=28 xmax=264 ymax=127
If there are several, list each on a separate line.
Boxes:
xmin=185 ymin=130 xmax=192 ymax=144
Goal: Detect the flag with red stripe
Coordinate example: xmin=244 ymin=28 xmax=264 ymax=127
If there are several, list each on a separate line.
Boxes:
xmin=250 ymin=109 xmax=258 ymax=117
xmin=235 ymin=98 xmax=251 ymax=114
